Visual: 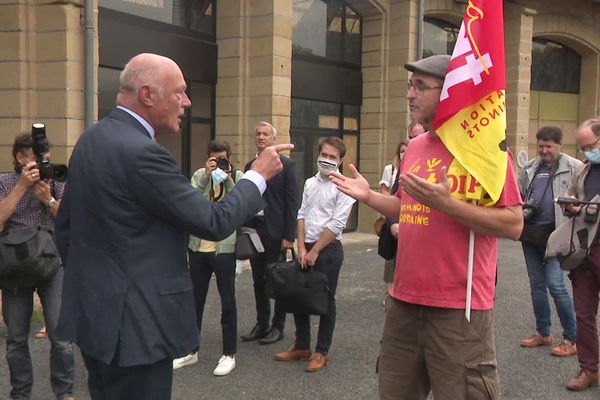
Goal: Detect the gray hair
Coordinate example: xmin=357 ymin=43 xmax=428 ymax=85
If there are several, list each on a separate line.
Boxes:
xmin=255 ymin=121 xmax=276 ymax=138
xmin=119 ymin=59 xmax=163 ymax=96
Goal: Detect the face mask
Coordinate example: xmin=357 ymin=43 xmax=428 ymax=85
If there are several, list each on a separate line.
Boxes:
xmin=211 ymin=168 xmax=228 ymax=184
xmin=399 ymin=151 xmax=405 ymax=159
xmin=317 ymin=158 xmax=338 ymax=177
xmin=585 ymin=149 xmax=600 ymax=164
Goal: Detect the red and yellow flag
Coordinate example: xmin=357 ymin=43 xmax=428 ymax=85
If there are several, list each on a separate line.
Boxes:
xmin=433 ymin=0 xmax=507 ymax=205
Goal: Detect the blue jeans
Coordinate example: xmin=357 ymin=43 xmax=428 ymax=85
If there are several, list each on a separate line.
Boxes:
xmin=2 ymin=267 xmax=75 ymax=400
xmin=522 ymin=243 xmax=576 ymax=342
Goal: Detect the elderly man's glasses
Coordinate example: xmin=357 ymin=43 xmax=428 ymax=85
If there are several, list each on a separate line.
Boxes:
xmin=407 ymin=80 xmax=442 ymax=95
xmin=581 ymin=138 xmax=600 ymax=152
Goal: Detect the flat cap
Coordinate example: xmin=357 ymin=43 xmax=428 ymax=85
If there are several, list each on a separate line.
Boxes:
xmin=404 ymin=54 xmax=451 ymax=80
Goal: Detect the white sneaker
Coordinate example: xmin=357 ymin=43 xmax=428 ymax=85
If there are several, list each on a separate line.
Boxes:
xmin=213 ymin=355 xmax=236 ymax=376
xmin=173 ymin=352 xmax=198 ymax=370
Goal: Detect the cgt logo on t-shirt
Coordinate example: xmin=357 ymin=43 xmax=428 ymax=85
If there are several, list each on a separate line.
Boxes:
xmin=399 ymin=156 xmax=492 ymax=227
xmin=406 ymin=156 xmax=490 ymax=204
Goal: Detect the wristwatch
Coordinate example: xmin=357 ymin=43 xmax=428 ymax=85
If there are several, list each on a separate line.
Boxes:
xmin=47 ymin=197 xmax=58 ymax=208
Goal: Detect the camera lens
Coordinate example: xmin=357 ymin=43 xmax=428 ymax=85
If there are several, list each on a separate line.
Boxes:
xmin=52 ymin=165 xmax=68 ymax=182
xmin=216 ymin=156 xmax=229 ymax=170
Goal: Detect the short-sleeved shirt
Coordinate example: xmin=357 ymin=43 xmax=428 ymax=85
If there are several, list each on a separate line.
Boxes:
xmin=393 ymin=134 xmax=522 ymax=310
xmin=0 ymin=173 xmax=64 ymax=231
xmin=379 ymin=164 xmax=398 ymax=189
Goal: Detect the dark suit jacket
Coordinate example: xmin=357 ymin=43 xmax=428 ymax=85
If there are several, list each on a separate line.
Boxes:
xmin=55 ymin=109 xmax=264 ymax=367
xmin=245 ymin=155 xmax=299 ymax=241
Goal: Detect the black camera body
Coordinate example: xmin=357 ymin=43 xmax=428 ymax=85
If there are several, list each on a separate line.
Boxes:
xmin=31 ymin=123 xmax=68 ymax=182
xmin=522 ymin=199 xmax=540 ymax=222
xmin=216 ymin=156 xmax=230 ymax=171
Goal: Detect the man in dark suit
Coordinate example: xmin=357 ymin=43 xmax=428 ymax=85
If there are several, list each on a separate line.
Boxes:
xmin=54 ymin=53 xmax=292 ymax=400
xmin=241 ymin=122 xmax=299 ymax=345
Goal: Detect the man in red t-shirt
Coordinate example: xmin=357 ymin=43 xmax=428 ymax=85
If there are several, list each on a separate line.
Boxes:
xmin=331 ymin=55 xmax=523 ymax=400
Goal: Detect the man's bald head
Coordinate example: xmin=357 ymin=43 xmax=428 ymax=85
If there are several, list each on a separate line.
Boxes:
xmin=119 ymin=53 xmax=179 ymax=98
xmin=116 ymin=53 xmax=191 ymax=135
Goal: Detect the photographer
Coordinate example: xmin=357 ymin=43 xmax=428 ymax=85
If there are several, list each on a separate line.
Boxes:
xmin=562 ymin=118 xmax=600 ymax=391
xmin=172 ymin=140 xmax=243 ymax=376
xmin=517 ymin=126 xmax=581 ymax=357
xmin=0 ymin=133 xmax=74 ymax=400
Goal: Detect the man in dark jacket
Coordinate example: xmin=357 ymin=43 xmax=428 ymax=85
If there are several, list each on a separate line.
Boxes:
xmin=55 ymin=53 xmax=291 ymax=400
xmin=241 ymin=121 xmax=299 ymax=345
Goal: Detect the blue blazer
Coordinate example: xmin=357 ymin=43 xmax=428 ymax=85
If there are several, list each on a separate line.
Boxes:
xmin=55 ymin=109 xmax=264 ymax=366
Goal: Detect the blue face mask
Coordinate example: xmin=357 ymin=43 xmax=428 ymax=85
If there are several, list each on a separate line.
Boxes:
xmin=211 ymin=168 xmax=229 ymax=184
xmin=585 ymin=149 xmax=600 ymax=164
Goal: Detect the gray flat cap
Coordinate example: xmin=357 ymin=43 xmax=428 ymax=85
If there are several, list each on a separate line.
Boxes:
xmin=404 ymin=54 xmax=451 ymax=80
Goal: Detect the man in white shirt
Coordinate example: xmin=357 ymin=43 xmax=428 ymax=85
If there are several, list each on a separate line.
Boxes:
xmin=273 ymin=136 xmax=356 ymax=373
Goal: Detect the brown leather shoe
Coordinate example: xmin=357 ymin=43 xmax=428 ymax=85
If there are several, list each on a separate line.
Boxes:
xmin=566 ymin=369 xmax=599 ymax=391
xmin=551 ymin=340 xmax=577 ymax=357
xmin=305 ymin=352 xmax=330 ymax=372
xmin=520 ymin=332 xmax=553 ymax=348
xmin=274 ymin=346 xmax=312 ymax=361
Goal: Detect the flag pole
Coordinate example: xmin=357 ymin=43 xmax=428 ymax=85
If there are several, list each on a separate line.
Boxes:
xmin=465 ymin=227 xmax=475 ymax=321
xmin=465 ymin=198 xmax=477 ymax=321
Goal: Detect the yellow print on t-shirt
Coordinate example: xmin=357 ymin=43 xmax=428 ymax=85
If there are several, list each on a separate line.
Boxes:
xmin=399 ymin=203 xmax=431 ymax=226
xmin=399 ymin=157 xmax=491 ymax=226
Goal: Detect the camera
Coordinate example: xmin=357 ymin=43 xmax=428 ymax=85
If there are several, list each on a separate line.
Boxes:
xmin=522 ymin=199 xmax=540 ymax=222
xmin=31 ymin=123 xmax=68 ymax=182
xmin=216 ymin=156 xmax=230 ymax=171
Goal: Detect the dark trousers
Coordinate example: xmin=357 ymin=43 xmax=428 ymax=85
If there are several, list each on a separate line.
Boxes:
xmin=248 ymin=218 xmax=286 ymax=331
xmin=188 ymin=250 xmax=237 ymax=355
xmin=294 ymin=241 xmax=343 ymax=354
xmin=82 ymin=351 xmax=172 ymax=400
xmin=570 ymin=244 xmax=600 ymax=372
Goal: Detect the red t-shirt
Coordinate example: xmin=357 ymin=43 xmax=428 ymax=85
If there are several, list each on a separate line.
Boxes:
xmin=393 ymin=133 xmax=522 ymax=310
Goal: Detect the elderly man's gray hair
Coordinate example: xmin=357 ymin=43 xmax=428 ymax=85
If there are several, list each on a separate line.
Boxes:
xmin=256 ymin=121 xmax=277 ymax=138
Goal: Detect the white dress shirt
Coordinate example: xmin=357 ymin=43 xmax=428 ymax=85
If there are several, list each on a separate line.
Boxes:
xmin=297 ymin=171 xmax=356 ymax=243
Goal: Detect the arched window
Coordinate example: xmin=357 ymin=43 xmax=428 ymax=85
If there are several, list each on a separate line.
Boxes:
xmin=423 ymin=18 xmax=459 ymax=58
xmin=531 ymin=39 xmax=581 ymax=93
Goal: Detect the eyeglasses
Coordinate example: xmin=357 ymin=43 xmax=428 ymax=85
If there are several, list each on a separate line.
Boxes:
xmin=407 ymin=80 xmax=442 ymax=95
xmin=581 ymin=138 xmax=600 ymax=152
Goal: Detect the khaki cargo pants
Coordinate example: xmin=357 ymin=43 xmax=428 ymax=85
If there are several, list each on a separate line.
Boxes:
xmin=378 ymin=297 xmax=499 ymax=400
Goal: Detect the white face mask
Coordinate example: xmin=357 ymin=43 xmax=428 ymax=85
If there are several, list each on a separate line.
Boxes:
xmin=317 ymin=158 xmax=338 ymax=177
xmin=211 ymin=167 xmax=228 ymax=184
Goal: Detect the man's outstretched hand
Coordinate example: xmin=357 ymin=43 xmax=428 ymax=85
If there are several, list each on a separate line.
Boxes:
xmin=251 ymin=144 xmax=295 ymax=181
xmin=399 ymin=166 xmax=452 ymax=211
xmin=330 ymin=164 xmax=372 ymax=203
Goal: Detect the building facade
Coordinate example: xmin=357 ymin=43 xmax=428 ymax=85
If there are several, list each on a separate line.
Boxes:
xmin=0 ymin=0 xmax=599 ymax=231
